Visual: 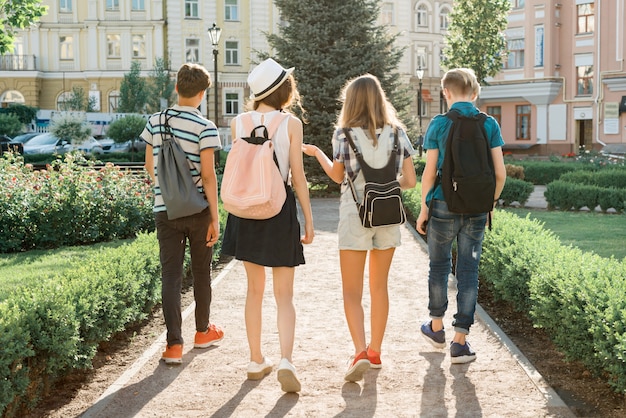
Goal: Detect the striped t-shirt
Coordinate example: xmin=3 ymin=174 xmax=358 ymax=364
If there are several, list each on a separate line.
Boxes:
xmin=141 ymin=105 xmax=221 ymax=213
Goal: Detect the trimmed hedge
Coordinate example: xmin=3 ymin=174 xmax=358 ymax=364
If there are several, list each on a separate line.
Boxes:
xmin=499 ymin=178 xmax=534 ymax=207
xmin=545 ymin=180 xmax=625 ymax=213
xmin=480 ymin=211 xmax=626 ymax=392
xmin=0 ymin=233 xmax=161 ymax=417
xmin=559 ymin=169 xmax=626 ymax=189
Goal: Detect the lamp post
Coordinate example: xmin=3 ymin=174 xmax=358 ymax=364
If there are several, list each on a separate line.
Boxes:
xmin=416 ymin=65 xmax=424 ymax=157
xmin=207 ymin=23 xmax=222 ymax=126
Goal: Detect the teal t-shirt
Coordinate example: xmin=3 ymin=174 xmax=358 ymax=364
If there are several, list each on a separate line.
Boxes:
xmin=422 ymin=102 xmax=504 ymax=203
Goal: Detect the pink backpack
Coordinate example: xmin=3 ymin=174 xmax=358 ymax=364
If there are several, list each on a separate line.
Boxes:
xmin=221 ymin=112 xmax=289 ymax=219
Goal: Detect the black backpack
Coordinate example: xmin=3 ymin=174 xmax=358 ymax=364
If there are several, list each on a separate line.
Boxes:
xmin=344 ymin=127 xmax=406 ymax=228
xmin=435 ymin=110 xmax=495 ymax=215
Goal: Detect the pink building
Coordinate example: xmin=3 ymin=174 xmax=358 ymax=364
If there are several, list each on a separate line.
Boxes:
xmin=480 ymin=0 xmax=626 ymax=156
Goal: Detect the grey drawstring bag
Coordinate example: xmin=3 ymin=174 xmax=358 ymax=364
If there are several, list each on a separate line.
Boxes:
xmin=157 ymin=110 xmax=208 ymax=219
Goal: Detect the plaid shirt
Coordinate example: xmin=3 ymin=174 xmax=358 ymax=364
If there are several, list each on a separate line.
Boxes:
xmin=332 ymin=126 xmax=415 ymax=182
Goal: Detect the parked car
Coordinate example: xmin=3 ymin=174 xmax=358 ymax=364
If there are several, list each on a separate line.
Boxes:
xmin=105 ymin=138 xmax=147 ymax=153
xmin=0 ymin=134 xmax=24 ymax=154
xmin=23 ymin=133 xmax=75 ymax=155
xmin=11 ymin=132 xmax=40 ymax=144
xmin=76 ymin=137 xmax=104 ymax=154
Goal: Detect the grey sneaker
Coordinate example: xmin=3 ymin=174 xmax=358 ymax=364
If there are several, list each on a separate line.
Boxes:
xmin=420 ymin=321 xmax=446 ymax=349
xmin=450 ymin=341 xmax=476 ymax=364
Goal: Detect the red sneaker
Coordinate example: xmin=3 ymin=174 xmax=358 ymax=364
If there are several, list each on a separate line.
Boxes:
xmin=367 ymin=346 xmax=382 ymax=369
xmin=194 ymin=323 xmax=224 ymax=348
xmin=344 ymin=350 xmax=370 ymax=382
xmin=162 ymin=344 xmax=183 ymax=364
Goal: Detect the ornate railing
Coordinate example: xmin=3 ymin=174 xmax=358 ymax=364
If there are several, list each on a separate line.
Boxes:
xmin=0 ymin=55 xmax=37 ymax=71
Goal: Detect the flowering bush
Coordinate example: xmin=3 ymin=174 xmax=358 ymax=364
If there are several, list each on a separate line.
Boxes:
xmin=0 ymin=152 xmax=154 ymax=252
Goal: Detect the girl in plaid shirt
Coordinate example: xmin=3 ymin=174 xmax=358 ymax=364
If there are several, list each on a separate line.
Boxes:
xmin=303 ymin=74 xmax=416 ymax=382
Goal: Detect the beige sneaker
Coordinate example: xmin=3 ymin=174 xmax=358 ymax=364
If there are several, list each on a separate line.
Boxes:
xmin=277 ymin=358 xmax=301 ymax=393
xmin=247 ymin=357 xmax=273 ymax=380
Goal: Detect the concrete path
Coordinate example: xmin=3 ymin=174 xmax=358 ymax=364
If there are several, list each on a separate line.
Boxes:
xmin=81 ymin=198 xmax=574 ymax=418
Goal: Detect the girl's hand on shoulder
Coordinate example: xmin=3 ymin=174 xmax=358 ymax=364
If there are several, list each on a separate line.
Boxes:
xmin=301 ymin=143 xmax=318 ymax=157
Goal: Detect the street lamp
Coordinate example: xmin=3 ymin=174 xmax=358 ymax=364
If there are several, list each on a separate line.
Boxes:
xmin=416 ymin=65 xmax=424 ymax=157
xmin=207 ymin=23 xmax=222 ymax=126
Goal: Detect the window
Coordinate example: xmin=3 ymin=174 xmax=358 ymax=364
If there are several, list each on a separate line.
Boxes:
xmin=510 ymin=0 xmax=525 ymax=8
xmin=415 ymin=4 xmax=427 ymax=28
xmin=109 ymin=90 xmax=120 ymax=113
xmin=225 ymin=0 xmax=238 ymax=21
xmin=506 ymin=38 xmax=524 ymax=69
xmin=577 ymin=3 xmax=594 ymax=34
xmin=577 ymin=65 xmax=593 ymax=95
xmin=516 ymin=105 xmax=531 ymax=140
xmin=60 ymin=0 xmax=72 ymax=12
xmin=225 ymin=41 xmax=239 ymax=65
xmin=132 ymin=35 xmax=146 ymax=58
xmin=416 ymin=47 xmax=427 ymax=70
xmin=487 ymin=106 xmax=502 ymax=127
xmin=381 ymin=3 xmax=394 ymax=25
xmin=57 ymin=91 xmax=72 ymax=111
xmin=185 ymin=0 xmax=199 ymax=18
xmin=132 ymin=0 xmax=145 ymax=11
xmin=107 ymin=34 xmax=121 ymax=58
xmin=225 ymin=92 xmax=240 ymax=115
xmin=106 ymin=0 xmax=119 ymax=11
xmin=59 ymin=35 xmax=73 ymax=60
xmin=185 ymin=38 xmax=199 ymax=63
xmin=439 ymin=6 xmax=450 ymax=30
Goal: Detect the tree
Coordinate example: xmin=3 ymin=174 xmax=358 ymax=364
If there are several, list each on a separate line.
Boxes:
xmin=50 ymin=114 xmax=92 ymax=145
xmin=0 ymin=114 xmax=23 ymax=137
xmin=0 ymin=104 xmax=37 ymax=126
xmin=441 ymin=0 xmax=510 ymax=85
xmin=60 ymin=86 xmax=97 ymax=112
xmin=0 ymin=0 xmax=47 ymax=54
xmin=147 ymin=57 xmax=175 ymax=114
xmin=118 ymin=61 xmax=148 ymax=114
xmin=106 ymin=115 xmax=146 ymax=161
xmin=266 ymin=0 xmax=412 ymax=182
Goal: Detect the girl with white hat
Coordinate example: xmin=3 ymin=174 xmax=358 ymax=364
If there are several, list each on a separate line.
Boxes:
xmin=221 ymin=58 xmax=314 ymax=393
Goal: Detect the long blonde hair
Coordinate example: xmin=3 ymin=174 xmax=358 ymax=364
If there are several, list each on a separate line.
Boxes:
xmin=337 ymin=74 xmax=403 ymax=145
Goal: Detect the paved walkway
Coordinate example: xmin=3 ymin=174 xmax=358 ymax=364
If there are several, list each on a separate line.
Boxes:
xmin=82 ymin=198 xmax=573 ymax=418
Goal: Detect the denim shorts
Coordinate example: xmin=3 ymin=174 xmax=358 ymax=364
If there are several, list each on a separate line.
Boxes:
xmin=337 ymin=193 xmax=401 ymax=251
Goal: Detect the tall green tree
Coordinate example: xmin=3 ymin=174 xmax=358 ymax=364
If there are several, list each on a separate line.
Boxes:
xmin=266 ymin=0 xmax=412 ymax=181
xmin=118 ymin=61 xmax=148 ymax=114
xmin=147 ymin=57 xmax=175 ymax=114
xmin=60 ymin=86 xmax=97 ymax=112
xmin=0 ymin=0 xmax=47 ymax=54
xmin=441 ymin=0 xmax=510 ymax=84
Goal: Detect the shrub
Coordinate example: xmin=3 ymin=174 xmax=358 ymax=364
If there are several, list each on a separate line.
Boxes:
xmin=505 ymin=164 xmax=524 ymax=180
xmin=499 ymin=178 xmax=534 ymax=206
xmin=481 ymin=212 xmax=626 ymax=392
xmin=50 ymin=114 xmax=92 ymax=145
xmin=0 ymin=233 xmax=161 ymax=416
xmin=0 ymin=153 xmax=154 ymax=252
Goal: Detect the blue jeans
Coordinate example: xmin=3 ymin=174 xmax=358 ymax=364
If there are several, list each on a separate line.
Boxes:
xmin=426 ymin=200 xmax=487 ymax=335
xmin=155 ymin=207 xmax=213 ymax=346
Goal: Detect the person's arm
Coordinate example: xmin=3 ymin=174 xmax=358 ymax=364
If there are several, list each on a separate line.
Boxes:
xmin=301 ymin=143 xmax=345 ymax=184
xmin=288 ymin=116 xmax=314 ymax=244
xmin=200 ymin=121 xmax=221 ymax=248
xmin=416 ymin=148 xmax=438 ymax=235
xmin=491 ymin=146 xmax=506 ymax=205
xmin=398 ymin=156 xmax=417 ymax=190
xmin=144 ymin=144 xmax=155 ymax=183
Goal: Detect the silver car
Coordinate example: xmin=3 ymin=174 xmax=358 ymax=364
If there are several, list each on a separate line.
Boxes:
xmin=23 ymin=133 xmax=75 ymax=155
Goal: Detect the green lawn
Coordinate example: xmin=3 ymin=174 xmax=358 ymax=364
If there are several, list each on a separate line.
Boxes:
xmin=502 ymin=208 xmax=626 ymax=260
xmin=0 ymin=240 xmax=129 ymax=300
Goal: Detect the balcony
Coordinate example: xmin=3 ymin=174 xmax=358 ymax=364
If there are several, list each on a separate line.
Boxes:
xmin=0 ymin=55 xmax=38 ymax=71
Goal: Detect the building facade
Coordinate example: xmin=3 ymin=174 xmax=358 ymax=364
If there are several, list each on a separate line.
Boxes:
xmin=2 ymin=1 xmax=624 ymax=156
xmin=481 ymin=0 xmax=626 ymax=155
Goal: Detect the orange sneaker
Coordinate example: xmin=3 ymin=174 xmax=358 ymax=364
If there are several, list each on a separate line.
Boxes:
xmin=194 ymin=323 xmax=224 ymax=348
xmin=367 ymin=346 xmax=382 ymax=369
xmin=162 ymin=344 xmax=183 ymax=364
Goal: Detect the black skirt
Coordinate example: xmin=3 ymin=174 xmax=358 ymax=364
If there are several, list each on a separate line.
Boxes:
xmin=221 ymin=186 xmax=305 ymax=267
